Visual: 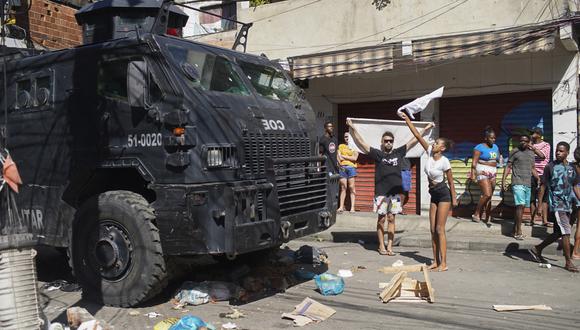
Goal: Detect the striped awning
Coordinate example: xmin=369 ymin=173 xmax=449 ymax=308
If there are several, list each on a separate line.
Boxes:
xmin=413 ymin=27 xmax=557 ymax=64
xmin=289 ymin=26 xmax=557 ymax=80
xmin=289 ymin=44 xmax=393 ymax=80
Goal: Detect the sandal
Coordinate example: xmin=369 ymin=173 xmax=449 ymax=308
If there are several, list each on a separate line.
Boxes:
xmin=378 ymin=249 xmax=388 ymax=255
xmin=513 ymin=234 xmax=525 ymax=241
xmin=471 ymin=214 xmax=481 ymax=223
xmin=385 ymin=250 xmax=396 ymax=256
xmin=528 ymin=247 xmax=547 ymax=263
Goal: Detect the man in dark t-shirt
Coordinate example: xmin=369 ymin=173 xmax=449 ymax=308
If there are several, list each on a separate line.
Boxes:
xmin=319 ymin=121 xmax=339 ymax=175
xmin=346 ymin=118 xmax=428 ymax=256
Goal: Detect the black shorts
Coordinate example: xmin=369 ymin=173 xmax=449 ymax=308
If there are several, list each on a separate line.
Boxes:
xmin=429 ymin=182 xmax=451 ymax=204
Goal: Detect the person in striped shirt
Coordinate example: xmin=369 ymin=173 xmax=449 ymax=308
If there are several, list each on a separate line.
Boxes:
xmin=530 ymin=127 xmax=551 ymax=226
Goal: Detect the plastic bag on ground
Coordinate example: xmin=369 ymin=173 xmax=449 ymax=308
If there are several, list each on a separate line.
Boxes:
xmin=314 ymin=273 xmax=345 ymax=296
xmin=169 ymin=315 xmax=215 ymax=330
xmin=176 ymin=281 xmax=242 ymax=304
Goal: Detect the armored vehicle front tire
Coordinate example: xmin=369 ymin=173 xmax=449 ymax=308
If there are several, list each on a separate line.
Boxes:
xmin=70 ymin=190 xmax=168 ymax=307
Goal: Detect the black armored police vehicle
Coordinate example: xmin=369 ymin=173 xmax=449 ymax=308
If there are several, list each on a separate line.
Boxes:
xmin=0 ymin=0 xmax=337 ymax=306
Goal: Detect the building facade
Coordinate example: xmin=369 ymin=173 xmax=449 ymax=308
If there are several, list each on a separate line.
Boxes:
xmin=233 ymin=0 xmax=580 ymax=216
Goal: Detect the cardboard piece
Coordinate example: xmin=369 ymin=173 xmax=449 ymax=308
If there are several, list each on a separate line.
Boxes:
xmin=493 ymin=305 xmax=552 ymax=312
xmin=282 ymin=297 xmax=336 ymax=327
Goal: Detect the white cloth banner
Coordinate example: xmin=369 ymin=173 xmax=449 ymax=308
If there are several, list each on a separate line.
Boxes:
xmin=397 ymin=86 xmax=444 ymax=119
xmin=347 ymin=117 xmax=434 ymax=158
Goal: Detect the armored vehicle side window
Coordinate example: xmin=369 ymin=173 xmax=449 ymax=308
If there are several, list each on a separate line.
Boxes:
xmin=239 ymin=61 xmax=298 ymax=101
xmin=98 ymin=59 xmax=130 ymax=100
xmin=167 ymin=45 xmax=250 ymax=96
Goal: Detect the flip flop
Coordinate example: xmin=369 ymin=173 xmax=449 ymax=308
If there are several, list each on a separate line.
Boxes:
xmin=513 ymin=234 xmax=525 ymax=241
xmin=471 ymin=214 xmax=481 ymax=223
xmin=572 ymin=255 xmax=580 ymax=260
xmin=378 ymin=249 xmax=388 ymax=255
xmin=385 ymin=250 xmax=396 ymax=256
xmin=528 ymin=247 xmax=547 ymax=263
xmin=438 ymin=266 xmax=449 ymax=272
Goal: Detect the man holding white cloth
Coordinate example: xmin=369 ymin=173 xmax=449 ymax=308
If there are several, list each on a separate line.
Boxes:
xmin=347 ymin=118 xmax=434 ymax=256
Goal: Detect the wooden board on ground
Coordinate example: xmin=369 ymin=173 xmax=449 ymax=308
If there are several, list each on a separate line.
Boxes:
xmin=379 ymin=264 xmax=425 ymax=274
xmin=378 ymin=264 xmax=435 ymax=304
xmin=422 ymin=264 xmax=435 ymax=303
xmin=493 ymin=305 xmax=552 ymax=312
xmin=379 ymin=271 xmax=407 ymax=302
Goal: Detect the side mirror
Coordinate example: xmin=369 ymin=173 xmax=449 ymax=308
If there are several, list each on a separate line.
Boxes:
xmin=127 ymin=61 xmax=147 ymax=107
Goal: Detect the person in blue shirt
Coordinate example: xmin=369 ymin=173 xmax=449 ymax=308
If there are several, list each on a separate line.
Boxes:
xmin=470 ymin=126 xmax=500 ymax=226
xmin=529 ymin=142 xmax=579 ymax=272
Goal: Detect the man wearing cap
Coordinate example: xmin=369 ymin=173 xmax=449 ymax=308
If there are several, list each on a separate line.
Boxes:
xmin=530 ymin=127 xmax=550 ymax=226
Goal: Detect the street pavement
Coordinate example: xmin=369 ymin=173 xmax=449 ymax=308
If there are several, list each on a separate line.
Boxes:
xmin=38 ymin=237 xmax=580 ymax=330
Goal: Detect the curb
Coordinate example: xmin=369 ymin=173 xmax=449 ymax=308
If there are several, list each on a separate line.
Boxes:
xmin=300 ymin=231 xmax=562 ymax=256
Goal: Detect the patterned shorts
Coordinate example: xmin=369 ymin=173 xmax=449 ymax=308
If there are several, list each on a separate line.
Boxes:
xmin=373 ymin=195 xmax=403 ymax=216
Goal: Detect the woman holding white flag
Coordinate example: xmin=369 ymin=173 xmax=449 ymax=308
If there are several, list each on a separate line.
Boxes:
xmin=400 ymin=112 xmax=457 ymax=272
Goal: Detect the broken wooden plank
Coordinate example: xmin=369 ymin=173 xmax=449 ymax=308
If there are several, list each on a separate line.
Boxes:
xmin=422 ymin=264 xmax=435 ymax=303
xmin=379 ymin=264 xmax=425 ymax=274
xmin=379 ymin=271 xmax=407 ymax=302
xmin=389 ymin=296 xmax=428 ymax=303
xmin=493 ymin=305 xmax=552 ymax=312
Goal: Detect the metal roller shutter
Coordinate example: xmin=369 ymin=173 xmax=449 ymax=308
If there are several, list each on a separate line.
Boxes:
xmin=338 ymin=100 xmax=420 ymax=214
xmin=439 ymin=90 xmax=553 ymax=219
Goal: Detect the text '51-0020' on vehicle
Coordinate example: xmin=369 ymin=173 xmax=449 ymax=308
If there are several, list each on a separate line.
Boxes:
xmin=0 ymin=0 xmax=338 ymax=307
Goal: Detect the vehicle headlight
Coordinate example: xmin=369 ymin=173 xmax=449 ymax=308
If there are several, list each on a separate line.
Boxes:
xmin=205 ymin=145 xmax=238 ymax=169
xmin=207 ymin=148 xmax=223 ymax=167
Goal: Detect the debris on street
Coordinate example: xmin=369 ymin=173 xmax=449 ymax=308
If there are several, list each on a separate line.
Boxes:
xmin=41 ymin=280 xmax=82 ymax=292
xmin=128 ymin=310 xmax=141 ymax=317
xmin=219 ymin=308 xmax=246 ymax=319
xmin=391 ymin=260 xmax=404 ymax=267
xmin=221 ymin=322 xmax=237 ymax=329
xmin=66 ymin=307 xmax=113 ymax=330
xmin=337 ymin=269 xmax=353 ymax=278
xmin=168 ymin=315 xmax=215 ymax=330
xmin=153 ymin=317 xmax=180 ymax=330
xmin=314 ymin=273 xmax=345 ymax=296
xmin=492 ymin=305 xmax=552 ymax=312
xmin=281 ymin=297 xmax=336 ymax=327
xmin=378 ymin=264 xmax=434 ymax=303
xmin=295 ymin=245 xmax=328 ymax=265
xmin=145 ymin=312 xmax=163 ymax=319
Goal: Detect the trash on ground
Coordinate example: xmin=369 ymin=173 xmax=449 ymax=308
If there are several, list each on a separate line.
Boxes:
xmin=77 ymin=319 xmax=112 ymax=330
xmin=294 ymin=264 xmax=325 ymax=280
xmin=538 ymin=263 xmax=552 ymax=269
xmin=145 ymin=312 xmax=163 ymax=319
xmin=337 ymin=269 xmax=353 ymax=278
xmin=176 ymin=281 xmax=241 ymax=305
xmin=391 ymin=260 xmax=404 ymax=267
xmin=66 ymin=307 xmax=96 ymax=328
xmin=295 ymin=245 xmax=328 ymax=265
xmin=219 ymin=308 xmax=246 ymax=319
xmin=378 ymin=264 xmax=434 ymax=303
xmin=221 ymin=322 xmax=237 ymax=329
xmin=315 ymin=236 xmax=324 ymax=242
xmin=343 ymin=252 xmax=348 ymax=255
xmin=351 ymin=265 xmax=366 ymax=273
xmin=154 ymin=317 xmax=180 ymax=330
xmin=314 ymin=273 xmax=345 ymax=296
xmin=281 ymin=297 xmax=336 ymax=327
xmin=128 ymin=310 xmax=141 ymax=316
xmin=492 ymin=305 xmax=552 ymax=312
xmin=41 ymin=280 xmax=82 ymax=292
xmin=49 ymin=323 xmax=65 ymax=330
xmin=168 ymin=315 xmax=215 ymax=330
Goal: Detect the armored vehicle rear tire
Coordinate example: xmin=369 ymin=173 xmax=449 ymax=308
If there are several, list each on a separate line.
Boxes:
xmin=70 ymin=190 xmax=167 ymax=307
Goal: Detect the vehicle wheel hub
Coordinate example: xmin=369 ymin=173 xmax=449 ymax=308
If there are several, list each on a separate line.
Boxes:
xmin=92 ymin=223 xmax=132 ymax=280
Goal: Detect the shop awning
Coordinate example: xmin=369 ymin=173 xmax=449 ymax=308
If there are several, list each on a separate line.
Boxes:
xmin=289 ymin=44 xmax=393 ymax=80
xmin=289 ymin=25 xmax=557 ymax=80
xmin=413 ymin=27 xmax=557 ymax=64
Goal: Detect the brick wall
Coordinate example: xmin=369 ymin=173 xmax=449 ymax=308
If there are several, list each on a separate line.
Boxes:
xmin=18 ymin=0 xmax=83 ymax=49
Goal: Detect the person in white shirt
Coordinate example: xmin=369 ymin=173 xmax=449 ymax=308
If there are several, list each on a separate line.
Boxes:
xmin=400 ymin=112 xmax=458 ymax=272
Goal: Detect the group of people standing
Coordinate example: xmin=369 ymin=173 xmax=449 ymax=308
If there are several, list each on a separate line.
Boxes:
xmin=320 ymin=117 xmax=580 ymax=272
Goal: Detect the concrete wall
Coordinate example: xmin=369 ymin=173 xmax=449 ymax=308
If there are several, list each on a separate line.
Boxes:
xmin=304 ymin=41 xmax=578 ymax=213
xmin=238 ymin=0 xmax=575 ymax=59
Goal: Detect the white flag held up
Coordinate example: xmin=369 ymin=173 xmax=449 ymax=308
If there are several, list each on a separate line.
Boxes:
xmin=347 ymin=118 xmax=434 ymax=158
xmin=397 ymin=86 xmax=444 ymax=119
